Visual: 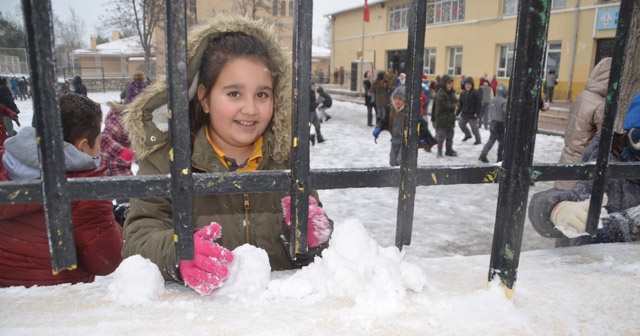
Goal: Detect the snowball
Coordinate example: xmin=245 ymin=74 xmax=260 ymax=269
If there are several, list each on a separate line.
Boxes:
xmin=105 ymin=255 xmax=164 ymax=305
xmin=215 ymin=244 xmax=271 ymax=298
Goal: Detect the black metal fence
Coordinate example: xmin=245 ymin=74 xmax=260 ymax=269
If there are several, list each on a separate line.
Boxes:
xmin=2 ymin=0 xmax=638 ymax=298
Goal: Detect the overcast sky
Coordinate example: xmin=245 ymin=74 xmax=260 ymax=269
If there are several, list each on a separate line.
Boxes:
xmin=1 ymin=0 xmax=367 ymax=46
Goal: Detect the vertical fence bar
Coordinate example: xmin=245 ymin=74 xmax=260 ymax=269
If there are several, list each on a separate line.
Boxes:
xmin=489 ymin=0 xmax=551 ymax=298
xmin=289 ymin=0 xmax=313 ymax=256
xmin=165 ymin=0 xmax=194 ymax=261
xmin=22 ymin=0 xmax=77 ymax=272
xmin=395 ymin=0 xmax=426 ymax=249
xmin=585 ymin=0 xmax=634 ymax=234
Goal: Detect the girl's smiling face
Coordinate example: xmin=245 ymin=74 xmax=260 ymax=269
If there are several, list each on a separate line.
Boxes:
xmin=198 ymin=58 xmax=274 ymax=161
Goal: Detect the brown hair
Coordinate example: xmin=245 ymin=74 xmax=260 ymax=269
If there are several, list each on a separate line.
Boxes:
xmin=59 ymin=93 xmax=102 ymax=147
xmin=132 ymin=71 xmax=145 ymax=81
xmin=190 ymin=32 xmax=279 ymax=135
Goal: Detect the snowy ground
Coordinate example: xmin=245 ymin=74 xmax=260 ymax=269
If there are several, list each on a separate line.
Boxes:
xmin=2 ymin=92 xmax=639 ymax=335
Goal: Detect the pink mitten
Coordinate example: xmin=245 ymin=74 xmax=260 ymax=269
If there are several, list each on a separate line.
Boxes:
xmin=179 ymin=222 xmax=234 ymax=295
xmin=118 ymin=148 xmax=135 ymax=162
xmin=282 ymin=196 xmax=331 ymax=248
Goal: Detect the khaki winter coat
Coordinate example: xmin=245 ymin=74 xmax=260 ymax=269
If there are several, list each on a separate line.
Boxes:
xmin=555 ymin=58 xmax=611 ymax=189
xmin=121 ymin=16 xmax=329 ymax=282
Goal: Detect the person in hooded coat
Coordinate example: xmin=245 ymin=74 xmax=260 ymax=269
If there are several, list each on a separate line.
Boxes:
xmin=478 ymin=83 xmax=508 ymax=163
xmin=555 ymin=57 xmax=611 ymax=189
xmin=0 ymin=77 xmax=20 ymax=138
xmin=372 ymin=86 xmax=407 ymax=167
xmin=457 ymin=76 xmax=482 ymax=145
xmin=121 ymin=16 xmax=333 ymax=296
xmin=0 ymin=93 xmax=123 ymax=287
xmin=528 ymin=99 xmax=640 ymax=247
xmin=434 ymin=75 xmax=458 ymax=158
xmin=73 ymin=76 xmax=87 ymax=96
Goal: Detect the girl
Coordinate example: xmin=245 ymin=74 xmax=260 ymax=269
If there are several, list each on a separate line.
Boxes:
xmin=122 ymin=16 xmax=332 ymax=296
xmin=372 ymin=86 xmax=407 ymax=167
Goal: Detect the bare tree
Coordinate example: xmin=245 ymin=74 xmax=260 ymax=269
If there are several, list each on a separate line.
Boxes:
xmin=54 ymin=8 xmax=87 ymax=72
xmin=101 ymin=0 xmax=165 ymax=80
xmin=232 ymin=0 xmax=270 ymax=20
xmin=54 ymin=8 xmax=87 ymax=50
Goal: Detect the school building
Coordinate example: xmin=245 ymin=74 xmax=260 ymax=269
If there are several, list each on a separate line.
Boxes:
xmin=327 ymin=0 xmax=620 ymax=101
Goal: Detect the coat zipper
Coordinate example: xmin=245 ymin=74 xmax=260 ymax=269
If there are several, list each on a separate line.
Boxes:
xmin=243 ymin=193 xmax=251 ymax=244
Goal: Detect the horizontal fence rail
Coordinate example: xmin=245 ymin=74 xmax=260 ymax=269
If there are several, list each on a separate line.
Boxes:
xmin=2 ymin=163 xmax=639 ymax=203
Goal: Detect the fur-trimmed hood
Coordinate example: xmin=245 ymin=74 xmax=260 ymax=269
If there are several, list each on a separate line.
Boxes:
xmin=123 ymin=16 xmax=292 ymax=164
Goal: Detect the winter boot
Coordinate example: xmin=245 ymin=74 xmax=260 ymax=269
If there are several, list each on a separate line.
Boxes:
xmin=437 ymin=143 xmax=443 ymax=158
xmin=478 ymin=153 xmax=489 ymax=163
xmin=310 ymin=134 xmax=316 ymax=146
xmin=445 ymin=141 xmax=457 ymax=157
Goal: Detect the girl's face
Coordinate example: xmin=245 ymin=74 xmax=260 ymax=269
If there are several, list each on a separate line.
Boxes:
xmin=198 ymin=58 xmax=274 ymax=160
xmin=393 ymin=96 xmax=404 ymax=110
xmin=446 ymin=81 xmax=453 ymax=90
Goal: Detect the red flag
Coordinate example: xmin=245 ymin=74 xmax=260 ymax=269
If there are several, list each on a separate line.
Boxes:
xmin=364 ymin=0 xmax=370 ymax=22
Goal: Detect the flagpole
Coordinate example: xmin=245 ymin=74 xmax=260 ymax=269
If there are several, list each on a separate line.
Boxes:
xmin=360 ymin=17 xmax=365 ymax=94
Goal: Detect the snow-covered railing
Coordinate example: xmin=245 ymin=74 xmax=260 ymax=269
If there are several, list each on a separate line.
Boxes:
xmin=1 ymin=0 xmax=638 ymax=299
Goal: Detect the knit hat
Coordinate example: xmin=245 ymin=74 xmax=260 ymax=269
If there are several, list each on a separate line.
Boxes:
xmin=441 ymin=74 xmax=453 ymax=84
xmin=626 ymin=128 xmax=640 ymax=158
xmin=622 ymin=94 xmax=640 ymax=131
xmin=391 ymin=86 xmax=405 ymax=100
xmin=422 ymin=73 xmax=428 ymax=81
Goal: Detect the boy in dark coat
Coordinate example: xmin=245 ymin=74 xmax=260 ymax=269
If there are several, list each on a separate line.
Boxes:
xmin=457 ymin=76 xmax=482 ymax=145
xmin=434 ymin=75 xmax=458 ymax=158
xmin=315 ymin=85 xmax=332 ymax=122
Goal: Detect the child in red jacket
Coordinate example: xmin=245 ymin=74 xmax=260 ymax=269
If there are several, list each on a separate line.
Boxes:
xmin=0 ymin=93 xmax=123 ymax=288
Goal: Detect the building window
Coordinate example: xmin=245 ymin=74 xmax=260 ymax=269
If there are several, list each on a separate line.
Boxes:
xmin=289 ymin=1 xmax=293 ymax=16
xmin=504 ymin=0 xmax=566 ymax=14
xmin=503 ymin=0 xmax=517 ymax=14
xmin=497 ymin=44 xmax=514 ymax=78
xmin=552 ymin=0 xmax=566 ymax=8
xmin=545 ymin=42 xmax=562 ymax=78
xmin=427 ymin=0 xmax=465 ymax=24
xmin=281 ymin=1 xmax=286 ymax=15
xmin=273 ymin=1 xmax=278 ymax=15
xmin=447 ymin=47 xmax=463 ymax=76
xmin=424 ymin=48 xmax=436 ymax=75
xmin=389 ymin=3 xmax=410 ymax=31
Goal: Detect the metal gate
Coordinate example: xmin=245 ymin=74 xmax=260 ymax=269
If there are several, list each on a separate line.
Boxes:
xmin=1 ymin=0 xmax=638 ymax=299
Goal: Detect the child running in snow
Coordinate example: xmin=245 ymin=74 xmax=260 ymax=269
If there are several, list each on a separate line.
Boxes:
xmin=121 ymin=16 xmax=333 ymax=296
xmin=315 ymin=85 xmax=332 ymax=122
xmin=0 ymin=93 xmax=123 ymax=288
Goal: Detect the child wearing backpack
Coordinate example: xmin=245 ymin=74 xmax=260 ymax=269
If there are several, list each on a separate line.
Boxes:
xmin=316 ymin=85 xmax=332 ymax=122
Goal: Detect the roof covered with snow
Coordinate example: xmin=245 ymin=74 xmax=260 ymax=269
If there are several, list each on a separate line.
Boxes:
xmin=72 ymin=36 xmax=151 ymax=56
xmin=312 ymin=45 xmax=331 ymax=58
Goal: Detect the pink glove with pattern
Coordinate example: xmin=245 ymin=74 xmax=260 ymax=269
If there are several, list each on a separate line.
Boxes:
xmin=179 ymin=222 xmax=234 ymax=296
xmin=282 ymin=196 xmax=331 ymax=248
